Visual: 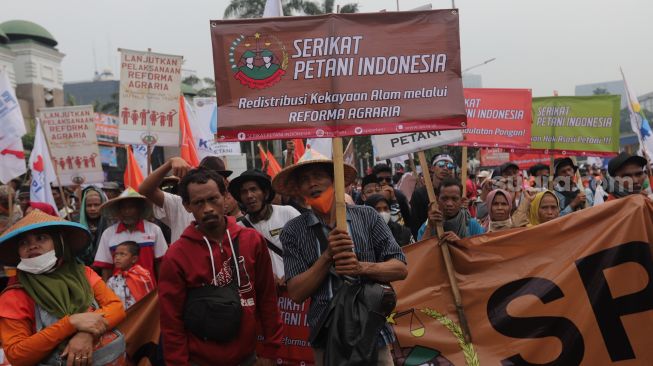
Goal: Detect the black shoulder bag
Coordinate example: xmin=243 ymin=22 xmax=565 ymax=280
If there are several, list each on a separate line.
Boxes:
xmin=183 ymin=234 xmax=243 ymax=342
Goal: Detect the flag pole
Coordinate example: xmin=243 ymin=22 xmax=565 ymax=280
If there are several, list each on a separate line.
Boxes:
xmin=332 ymin=137 xmax=347 ymax=231
xmin=38 ymin=119 xmax=72 ymax=220
xmin=417 ymin=150 xmax=472 ymax=343
xmin=126 ymin=145 xmax=133 ymax=188
xmin=7 ymin=185 xmax=13 ymax=226
xmin=461 ymin=146 xmax=468 ymax=197
xmin=146 ymin=143 xmax=152 ymax=175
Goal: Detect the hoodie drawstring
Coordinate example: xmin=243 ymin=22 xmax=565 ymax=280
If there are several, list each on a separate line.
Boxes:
xmin=202 ymin=229 xmax=240 ymax=287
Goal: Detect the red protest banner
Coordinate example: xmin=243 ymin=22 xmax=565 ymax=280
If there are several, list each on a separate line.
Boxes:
xmin=457 ymin=88 xmax=532 ymax=148
xmin=210 ymin=10 xmax=466 ymax=141
xmin=481 ymin=148 xmax=565 ymax=169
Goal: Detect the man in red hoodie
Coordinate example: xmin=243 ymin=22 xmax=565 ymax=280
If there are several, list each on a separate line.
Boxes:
xmin=158 ymin=167 xmax=283 ymax=365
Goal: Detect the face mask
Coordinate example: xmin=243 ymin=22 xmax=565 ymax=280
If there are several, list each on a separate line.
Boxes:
xmin=17 ymin=249 xmax=58 ymax=274
xmin=304 ymin=186 xmax=335 ymax=215
xmin=379 ymin=211 xmax=391 ymax=224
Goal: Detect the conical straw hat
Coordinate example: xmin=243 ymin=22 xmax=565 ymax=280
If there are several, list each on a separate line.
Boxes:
xmin=0 ymin=209 xmax=91 ymax=266
xmin=99 ymin=187 xmax=153 ymax=219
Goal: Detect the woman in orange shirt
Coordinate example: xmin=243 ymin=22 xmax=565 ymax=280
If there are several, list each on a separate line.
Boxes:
xmin=0 ymin=210 xmax=127 ymax=366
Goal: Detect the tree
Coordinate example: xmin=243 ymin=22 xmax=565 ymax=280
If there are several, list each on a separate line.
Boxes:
xmin=224 ymin=0 xmax=358 ymax=18
xmin=593 ymin=87 xmax=609 ymax=95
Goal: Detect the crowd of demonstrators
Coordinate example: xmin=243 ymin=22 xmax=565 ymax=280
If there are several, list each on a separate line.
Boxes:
xmin=1 ymin=146 xmax=652 ymax=365
xmin=275 ymin=157 xmax=407 ymax=365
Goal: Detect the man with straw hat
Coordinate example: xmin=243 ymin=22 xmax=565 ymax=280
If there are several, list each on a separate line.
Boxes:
xmin=93 ymin=188 xmax=168 ymax=282
xmin=275 ymin=152 xmax=407 ymax=365
xmin=0 ymin=210 xmax=127 ymax=365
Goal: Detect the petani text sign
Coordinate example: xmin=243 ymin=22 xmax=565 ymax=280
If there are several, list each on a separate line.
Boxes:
xmin=119 ymin=48 xmax=183 ymax=146
xmin=210 ymin=10 xmax=466 ymax=141
xmin=457 ymin=88 xmax=532 ymax=148
xmin=39 ymin=105 xmax=103 ymax=184
xmin=530 ymin=95 xmax=620 ymax=156
xmin=391 ymin=195 xmax=653 ymax=365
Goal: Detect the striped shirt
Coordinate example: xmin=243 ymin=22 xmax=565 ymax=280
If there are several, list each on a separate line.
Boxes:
xmin=281 ymin=205 xmax=406 ymax=346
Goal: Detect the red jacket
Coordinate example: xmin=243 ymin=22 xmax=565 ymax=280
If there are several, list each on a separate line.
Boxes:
xmin=159 ymin=216 xmax=282 ymax=365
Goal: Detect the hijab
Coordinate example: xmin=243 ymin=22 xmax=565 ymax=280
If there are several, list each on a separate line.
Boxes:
xmin=485 ymin=189 xmax=513 ymax=232
xmin=528 ymin=190 xmax=560 ymax=226
xmin=18 ymin=233 xmax=94 ymax=319
xmin=77 ymin=186 xmax=109 ymax=265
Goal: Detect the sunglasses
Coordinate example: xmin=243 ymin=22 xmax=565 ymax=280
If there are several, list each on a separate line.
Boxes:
xmin=434 ymin=161 xmax=455 ymax=169
xmin=377 ymin=176 xmax=393 ymax=183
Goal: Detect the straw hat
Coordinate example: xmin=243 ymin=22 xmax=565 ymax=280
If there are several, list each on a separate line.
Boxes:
xmin=100 ymin=187 xmax=153 ymax=219
xmin=228 ymin=170 xmax=274 ymax=204
xmin=272 ymin=148 xmax=358 ymax=196
xmin=0 ymin=209 xmax=91 ymax=266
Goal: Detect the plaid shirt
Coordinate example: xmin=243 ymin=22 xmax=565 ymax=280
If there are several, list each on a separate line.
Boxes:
xmin=281 ymin=205 xmax=406 ymax=347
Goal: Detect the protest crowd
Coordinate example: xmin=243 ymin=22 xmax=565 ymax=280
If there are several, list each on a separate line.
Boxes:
xmin=1 ymin=2 xmax=653 ymax=366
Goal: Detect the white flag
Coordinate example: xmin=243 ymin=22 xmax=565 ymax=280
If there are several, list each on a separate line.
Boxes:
xmin=132 ymin=144 xmax=149 ymax=175
xmin=0 ymin=69 xmax=26 ymax=153
xmin=29 ymin=119 xmax=57 ymax=210
xmin=621 ymin=67 xmax=653 ymax=161
xmin=0 ymin=139 xmax=26 ymax=184
xmin=263 ymin=0 xmax=283 ymax=17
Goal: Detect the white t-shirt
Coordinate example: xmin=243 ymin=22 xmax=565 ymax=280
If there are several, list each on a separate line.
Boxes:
xmin=152 ymin=191 xmax=194 ymax=243
xmin=93 ymin=220 xmax=168 ymax=276
xmin=240 ymin=204 xmax=301 ymax=278
xmin=107 ymin=274 xmax=136 ymax=309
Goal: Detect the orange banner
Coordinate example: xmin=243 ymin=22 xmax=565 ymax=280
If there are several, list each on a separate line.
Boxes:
xmin=457 ymin=88 xmax=532 ymax=148
xmin=391 ymin=195 xmax=653 ymax=365
xmin=117 ymin=290 xmax=160 ymax=366
xmin=480 ymin=148 xmax=565 ymax=169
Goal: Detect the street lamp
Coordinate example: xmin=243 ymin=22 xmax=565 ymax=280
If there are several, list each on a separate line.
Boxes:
xmin=462 ymin=57 xmax=496 ymax=74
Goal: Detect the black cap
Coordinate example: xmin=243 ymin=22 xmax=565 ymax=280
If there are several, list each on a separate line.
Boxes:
xmin=364 ymin=194 xmax=389 ymax=208
xmin=228 ymin=169 xmax=274 ymax=203
xmin=608 ymin=152 xmax=647 ymax=177
xmin=361 ymin=174 xmax=379 ymax=188
xmin=553 ymin=157 xmax=577 ymax=177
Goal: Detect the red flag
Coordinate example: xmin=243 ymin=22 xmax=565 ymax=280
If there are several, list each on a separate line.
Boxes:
xmin=293 ymin=139 xmax=305 ymax=164
xmin=266 ymin=150 xmax=282 ymax=177
xmin=179 ymin=95 xmax=200 ymax=167
xmin=124 ymin=145 xmax=144 ymax=190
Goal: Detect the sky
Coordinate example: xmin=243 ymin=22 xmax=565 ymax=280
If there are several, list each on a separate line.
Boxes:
xmin=6 ymin=0 xmax=652 ymax=97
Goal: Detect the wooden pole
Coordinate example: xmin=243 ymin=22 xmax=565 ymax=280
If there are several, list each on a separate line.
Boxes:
xmin=146 ymin=143 xmax=152 ymax=175
xmin=38 ymin=119 xmax=72 ymax=220
xmin=570 ymin=156 xmax=587 ymax=207
xmin=461 ymin=147 xmax=468 ymax=198
xmin=332 ymin=137 xmax=347 ymax=231
xmin=7 ymin=186 xmax=13 ymax=225
xmin=126 ymin=145 xmax=133 ymax=189
xmin=408 ymin=154 xmax=422 ymax=188
xmin=417 ymin=150 xmax=472 ymax=343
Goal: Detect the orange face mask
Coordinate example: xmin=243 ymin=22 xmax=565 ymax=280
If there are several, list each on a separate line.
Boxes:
xmin=304 ymin=186 xmax=335 ymax=215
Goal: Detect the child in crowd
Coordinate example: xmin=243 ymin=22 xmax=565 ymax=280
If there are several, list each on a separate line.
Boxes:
xmin=106 ymin=241 xmax=155 ymax=309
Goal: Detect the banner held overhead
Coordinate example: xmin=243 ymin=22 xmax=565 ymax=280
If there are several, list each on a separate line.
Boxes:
xmin=210 ymin=10 xmax=466 ymax=141
xmin=373 ymin=130 xmax=463 ymax=160
xmin=118 ymin=48 xmax=183 ymax=146
xmin=39 ymin=105 xmax=104 ymax=185
xmin=530 ymin=95 xmax=620 ymax=156
xmin=457 ymin=88 xmax=532 ymax=148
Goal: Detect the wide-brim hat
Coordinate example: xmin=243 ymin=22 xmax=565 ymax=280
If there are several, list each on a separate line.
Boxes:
xmin=228 ymin=170 xmax=274 ymax=204
xmin=272 ymin=148 xmax=358 ymax=196
xmin=100 ymin=187 xmax=153 ymax=219
xmin=0 ymin=209 xmax=91 ymax=266
xmin=608 ymin=152 xmax=647 ymax=177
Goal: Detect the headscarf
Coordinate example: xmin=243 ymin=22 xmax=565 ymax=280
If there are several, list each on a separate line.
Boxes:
xmin=485 ymin=189 xmax=513 ymax=232
xmin=77 ymin=186 xmax=109 ymax=265
xmin=528 ymin=190 xmax=560 ymax=226
xmin=18 ymin=233 xmax=93 ymax=319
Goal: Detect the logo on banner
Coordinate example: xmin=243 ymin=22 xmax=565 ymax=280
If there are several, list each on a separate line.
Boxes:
xmin=237 ymin=132 xmax=246 ymax=140
xmin=354 ymin=127 xmax=363 ymax=135
xmin=229 ymin=33 xmax=288 ymax=89
xmin=316 ymin=129 xmax=325 ymax=137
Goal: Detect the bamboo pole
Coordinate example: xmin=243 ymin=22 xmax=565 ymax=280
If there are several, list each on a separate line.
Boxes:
xmin=417 ymin=150 xmax=472 ymax=343
xmin=146 ymin=143 xmax=152 ymax=175
xmin=126 ymin=145 xmax=133 ymax=189
xmin=332 ymin=137 xmax=347 ymax=231
xmin=408 ymin=154 xmax=422 ymax=188
xmin=461 ymin=147 xmax=468 ymax=197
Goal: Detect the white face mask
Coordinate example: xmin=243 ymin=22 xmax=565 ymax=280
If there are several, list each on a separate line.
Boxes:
xmin=379 ymin=211 xmax=392 ymax=224
xmin=17 ymin=250 xmax=58 ymax=274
